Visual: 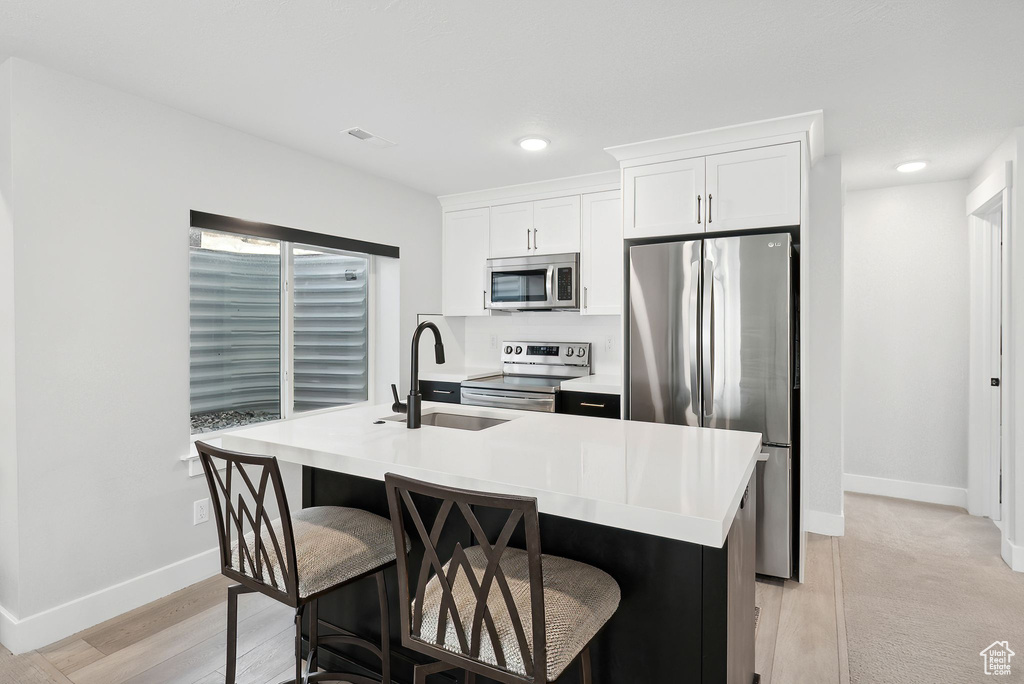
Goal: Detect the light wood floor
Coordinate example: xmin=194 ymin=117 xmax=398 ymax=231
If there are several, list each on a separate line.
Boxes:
xmin=2 ymin=535 xmax=850 ymax=684
xmin=755 ymin=533 xmax=850 ymax=684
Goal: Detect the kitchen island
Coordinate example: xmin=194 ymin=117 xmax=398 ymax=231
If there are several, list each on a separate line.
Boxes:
xmin=221 ymin=402 xmax=762 ymax=684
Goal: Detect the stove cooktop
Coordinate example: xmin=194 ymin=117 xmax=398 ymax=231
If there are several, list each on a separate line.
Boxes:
xmin=460 ymin=374 xmax=565 ymax=394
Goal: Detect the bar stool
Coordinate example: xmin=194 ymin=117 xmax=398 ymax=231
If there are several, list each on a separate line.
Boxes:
xmin=383 ymin=473 xmax=621 ymax=684
xmin=197 ymin=441 xmax=399 ymax=684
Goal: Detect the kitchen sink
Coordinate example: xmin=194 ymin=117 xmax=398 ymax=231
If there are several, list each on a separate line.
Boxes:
xmin=381 ymin=411 xmax=509 ymax=431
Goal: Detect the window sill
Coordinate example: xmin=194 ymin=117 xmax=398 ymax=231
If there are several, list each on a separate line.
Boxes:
xmin=181 ymin=402 xmax=371 ymax=477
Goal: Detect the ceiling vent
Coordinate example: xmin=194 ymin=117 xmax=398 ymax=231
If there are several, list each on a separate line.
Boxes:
xmin=342 ymin=127 xmax=396 ymax=148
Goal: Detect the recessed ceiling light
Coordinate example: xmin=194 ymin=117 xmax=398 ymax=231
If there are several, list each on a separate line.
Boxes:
xmin=518 ymin=137 xmax=549 ymax=152
xmin=896 ymin=161 xmax=927 ymax=173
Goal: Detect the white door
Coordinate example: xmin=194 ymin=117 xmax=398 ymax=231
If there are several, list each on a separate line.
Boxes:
xmin=581 ymin=190 xmax=622 ymax=315
xmin=533 ymin=196 xmax=581 ymax=255
xmin=489 ymin=202 xmax=534 ymax=258
xmin=623 ymin=157 xmax=705 ymax=239
xmin=705 ymin=142 xmax=801 ymax=232
xmin=968 ymin=207 xmax=1002 ymax=519
xmin=442 ymin=208 xmax=490 ymax=316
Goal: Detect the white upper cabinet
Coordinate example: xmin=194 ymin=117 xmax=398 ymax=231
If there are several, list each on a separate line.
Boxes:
xmin=581 ymin=190 xmax=622 ymax=315
xmin=488 ymin=202 xmax=534 ymax=258
xmin=624 ymin=157 xmax=705 ymax=239
xmin=532 ymin=195 xmax=581 ymax=255
xmin=489 ymin=197 xmax=581 ymax=257
xmin=443 ymin=208 xmax=490 ymax=316
xmin=704 ymin=143 xmax=801 ymax=233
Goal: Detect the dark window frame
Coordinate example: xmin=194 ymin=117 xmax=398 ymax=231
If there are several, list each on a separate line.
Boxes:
xmin=190 ymin=210 xmax=400 ymax=259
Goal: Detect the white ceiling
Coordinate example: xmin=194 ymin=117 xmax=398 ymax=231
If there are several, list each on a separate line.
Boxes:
xmin=1 ymin=1 xmax=1022 ymax=196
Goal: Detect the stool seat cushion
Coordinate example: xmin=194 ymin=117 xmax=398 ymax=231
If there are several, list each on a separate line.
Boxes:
xmin=231 ymin=506 xmax=399 ymax=598
xmin=416 ymin=546 xmax=620 ymax=681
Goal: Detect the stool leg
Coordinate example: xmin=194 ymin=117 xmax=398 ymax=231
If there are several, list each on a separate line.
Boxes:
xmin=305 ymin=599 xmax=318 ymax=684
xmin=580 ymin=645 xmax=593 ymax=684
xmin=376 ymin=571 xmax=391 ymax=684
xmin=294 ymin=604 xmax=306 ymax=684
xmin=225 ymin=584 xmax=252 ymax=684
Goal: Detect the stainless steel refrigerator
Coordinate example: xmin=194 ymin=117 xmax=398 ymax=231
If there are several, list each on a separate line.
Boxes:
xmin=628 ymin=232 xmax=794 ymax=579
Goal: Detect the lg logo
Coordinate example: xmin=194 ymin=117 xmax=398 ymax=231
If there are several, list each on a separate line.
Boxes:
xmin=768 ymin=241 xmax=778 ymax=247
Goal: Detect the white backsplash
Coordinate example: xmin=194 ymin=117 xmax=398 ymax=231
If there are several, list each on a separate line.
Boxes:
xmin=465 ymin=313 xmax=622 ymax=374
xmin=417 ymin=313 xmax=622 ymax=376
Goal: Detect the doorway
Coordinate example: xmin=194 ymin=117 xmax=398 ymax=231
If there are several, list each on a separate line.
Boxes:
xmin=967 ymin=179 xmax=1008 ymax=522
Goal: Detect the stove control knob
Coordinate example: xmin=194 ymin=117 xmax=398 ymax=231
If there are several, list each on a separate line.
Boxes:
xmin=578 ymin=346 xmax=587 ymax=357
xmin=566 ymin=347 xmax=574 ymax=357
xmin=515 ymin=346 xmax=523 ymax=355
xmin=504 ymin=345 xmax=513 ymax=354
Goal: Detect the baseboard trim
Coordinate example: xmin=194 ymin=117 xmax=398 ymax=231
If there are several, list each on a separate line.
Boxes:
xmin=804 ymin=509 xmax=845 ymax=536
xmin=843 ymin=473 xmax=968 ymax=509
xmin=0 ymin=546 xmax=219 ymax=654
xmin=1003 ymin=536 xmax=1024 ymax=573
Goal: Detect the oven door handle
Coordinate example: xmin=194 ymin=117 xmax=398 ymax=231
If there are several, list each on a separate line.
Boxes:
xmin=460 ymin=389 xmax=557 ymax=412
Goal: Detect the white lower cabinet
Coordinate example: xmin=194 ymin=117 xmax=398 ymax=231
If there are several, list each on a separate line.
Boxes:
xmin=442 ymin=208 xmax=490 ymax=316
xmin=705 ymin=143 xmax=801 ymax=232
xmin=581 ymin=190 xmax=622 ymax=315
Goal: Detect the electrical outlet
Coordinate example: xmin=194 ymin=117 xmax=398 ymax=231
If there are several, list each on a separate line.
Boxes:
xmin=605 ymin=335 xmax=615 ymax=353
xmin=194 ymin=498 xmax=210 ymax=525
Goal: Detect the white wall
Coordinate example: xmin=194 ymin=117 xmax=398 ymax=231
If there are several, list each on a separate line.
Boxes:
xmin=0 ymin=59 xmax=20 ymax=616
xmin=843 ymin=181 xmax=970 ymax=494
xmin=2 ymin=58 xmax=440 ymax=646
xmin=970 ymin=129 xmax=1023 ymax=570
xmin=803 ymin=155 xmax=845 ymax=533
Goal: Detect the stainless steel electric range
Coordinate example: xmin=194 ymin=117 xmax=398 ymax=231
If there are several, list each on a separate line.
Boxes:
xmin=461 ymin=341 xmax=591 ymax=413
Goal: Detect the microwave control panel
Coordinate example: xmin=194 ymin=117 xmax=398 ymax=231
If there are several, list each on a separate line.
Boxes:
xmin=556 ymin=267 xmax=574 ymax=301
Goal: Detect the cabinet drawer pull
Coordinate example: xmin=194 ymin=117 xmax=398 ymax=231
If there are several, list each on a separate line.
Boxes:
xmin=580 ymin=402 xmax=606 ymax=408
xmin=433 ymin=390 xmax=453 ymax=395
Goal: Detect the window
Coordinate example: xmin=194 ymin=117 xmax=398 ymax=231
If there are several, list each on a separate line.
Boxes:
xmin=189 ymin=212 xmax=396 ymax=434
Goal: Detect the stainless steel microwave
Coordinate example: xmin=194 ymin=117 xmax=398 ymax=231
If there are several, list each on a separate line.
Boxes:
xmin=485 ymin=253 xmax=579 ymax=311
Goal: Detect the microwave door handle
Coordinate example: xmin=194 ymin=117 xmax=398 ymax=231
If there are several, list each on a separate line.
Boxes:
xmin=547 ymin=266 xmax=555 ymax=306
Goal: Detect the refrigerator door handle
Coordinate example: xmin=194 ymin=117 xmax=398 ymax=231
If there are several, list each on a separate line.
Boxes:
xmin=688 ymin=263 xmax=700 ymax=410
xmin=702 ymin=259 xmax=715 ymax=416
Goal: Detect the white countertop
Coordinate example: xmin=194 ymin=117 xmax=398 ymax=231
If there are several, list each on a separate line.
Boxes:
xmin=418 ymin=367 xmax=499 ymax=383
xmin=219 ymin=402 xmax=761 ymax=548
xmin=560 ymin=374 xmax=621 ymax=395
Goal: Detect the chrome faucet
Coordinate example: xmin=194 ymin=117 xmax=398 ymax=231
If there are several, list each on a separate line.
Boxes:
xmin=406 ymin=321 xmax=445 ymax=428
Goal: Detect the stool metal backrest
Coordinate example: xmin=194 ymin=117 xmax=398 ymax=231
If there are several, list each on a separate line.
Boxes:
xmin=384 ymin=473 xmax=547 ymax=684
xmin=196 ymin=441 xmax=300 ymax=607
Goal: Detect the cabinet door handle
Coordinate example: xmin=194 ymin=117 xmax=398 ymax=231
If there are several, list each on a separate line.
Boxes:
xmin=483 ymin=290 xmax=487 ymax=308
xmin=580 ymin=402 xmax=606 ymax=408
xmin=708 ymin=193 xmax=713 ymax=223
xmin=526 ymin=228 xmax=530 ymax=251
xmin=533 ymin=227 xmax=538 ymax=250
xmin=583 ymin=286 xmax=588 ymax=309
xmin=697 ymin=195 xmax=701 ymax=224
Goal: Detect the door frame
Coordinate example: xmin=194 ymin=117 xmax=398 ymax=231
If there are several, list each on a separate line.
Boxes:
xmin=967 ymin=164 xmax=1011 ymax=522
